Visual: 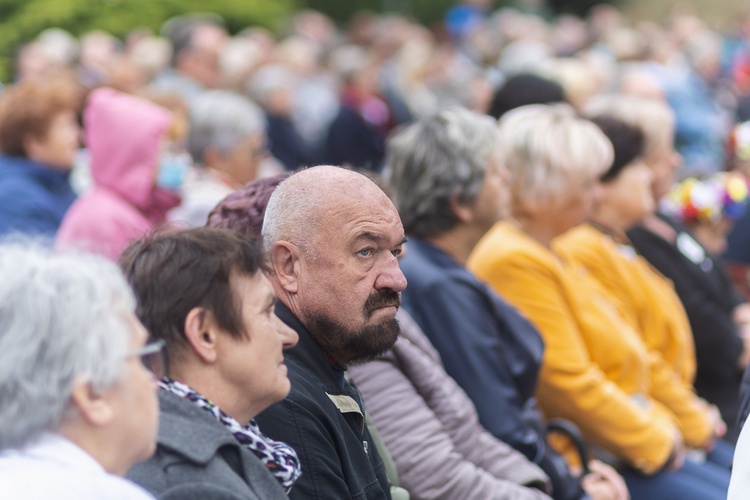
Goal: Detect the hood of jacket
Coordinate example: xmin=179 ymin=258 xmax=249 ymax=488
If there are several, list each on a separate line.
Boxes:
xmin=85 ymin=87 xmax=178 ymax=216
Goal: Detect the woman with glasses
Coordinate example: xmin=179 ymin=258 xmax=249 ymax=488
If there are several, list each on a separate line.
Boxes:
xmin=0 ymin=242 xmax=158 ymax=499
xmin=120 ymin=227 xmax=299 ymax=499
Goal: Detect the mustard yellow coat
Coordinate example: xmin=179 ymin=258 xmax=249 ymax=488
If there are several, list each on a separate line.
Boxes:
xmin=554 ymin=224 xmax=712 ymax=449
xmin=468 ymin=222 xmax=676 ymax=474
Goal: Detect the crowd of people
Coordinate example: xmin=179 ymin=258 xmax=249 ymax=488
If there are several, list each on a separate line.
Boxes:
xmin=6 ymin=1 xmax=750 ymax=499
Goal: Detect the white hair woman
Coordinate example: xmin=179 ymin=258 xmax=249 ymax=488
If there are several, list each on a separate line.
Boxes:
xmin=468 ymin=104 xmax=730 ymax=499
xmin=0 ymin=241 xmax=160 ymax=499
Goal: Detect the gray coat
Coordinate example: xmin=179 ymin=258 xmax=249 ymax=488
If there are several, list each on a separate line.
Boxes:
xmin=348 ymin=310 xmax=552 ymax=500
xmin=127 ymin=391 xmax=288 ymax=500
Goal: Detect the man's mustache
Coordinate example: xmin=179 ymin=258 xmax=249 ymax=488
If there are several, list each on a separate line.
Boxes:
xmin=364 ymin=289 xmax=401 ymax=319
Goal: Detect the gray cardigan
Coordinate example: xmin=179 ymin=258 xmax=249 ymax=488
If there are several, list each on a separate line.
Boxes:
xmin=127 ymin=391 xmax=288 ymax=500
xmin=348 ymin=310 xmax=552 ymax=500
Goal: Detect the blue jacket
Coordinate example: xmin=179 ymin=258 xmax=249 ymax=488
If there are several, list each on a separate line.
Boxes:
xmin=0 ymin=154 xmax=76 ymax=237
xmin=400 ymin=238 xmax=586 ymax=500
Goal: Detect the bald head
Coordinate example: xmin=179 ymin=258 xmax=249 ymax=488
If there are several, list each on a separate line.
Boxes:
xmin=262 ymin=165 xmax=407 ymax=365
xmin=262 ymin=165 xmax=394 ymax=252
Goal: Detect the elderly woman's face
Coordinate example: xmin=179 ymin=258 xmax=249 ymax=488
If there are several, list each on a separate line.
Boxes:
xmin=216 ymin=271 xmax=298 ymax=420
xmin=554 ymin=169 xmax=604 ymax=235
xmin=599 ymin=159 xmax=654 ymax=227
xmin=27 ymin=110 xmax=80 ymax=170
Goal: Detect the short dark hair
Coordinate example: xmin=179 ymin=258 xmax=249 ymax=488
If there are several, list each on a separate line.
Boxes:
xmin=590 ymin=116 xmax=645 ymax=183
xmin=119 ymin=228 xmax=266 ymax=357
xmin=488 ymin=73 xmax=566 ymax=120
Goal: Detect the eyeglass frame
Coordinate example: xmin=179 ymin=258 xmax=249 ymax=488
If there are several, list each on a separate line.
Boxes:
xmin=127 ymin=339 xmax=167 ymax=380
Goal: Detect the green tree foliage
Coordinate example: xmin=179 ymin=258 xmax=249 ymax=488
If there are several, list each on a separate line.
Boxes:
xmin=0 ymin=0 xmax=295 ymax=81
xmin=301 ymin=0 xmax=460 ymax=26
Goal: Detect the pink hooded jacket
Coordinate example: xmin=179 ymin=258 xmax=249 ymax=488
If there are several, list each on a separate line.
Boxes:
xmin=57 ymin=88 xmax=180 ymax=260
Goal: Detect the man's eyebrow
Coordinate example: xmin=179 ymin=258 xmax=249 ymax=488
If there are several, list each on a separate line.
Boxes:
xmin=352 ymin=231 xmax=387 ymax=243
xmin=352 ymin=232 xmax=408 ymax=247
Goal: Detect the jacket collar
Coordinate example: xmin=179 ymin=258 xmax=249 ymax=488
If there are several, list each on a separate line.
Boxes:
xmin=156 ymin=390 xmax=242 ymax=465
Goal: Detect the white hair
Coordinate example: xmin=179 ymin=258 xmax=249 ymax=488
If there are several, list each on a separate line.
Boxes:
xmin=187 ymin=89 xmax=265 ymax=163
xmin=497 ymin=104 xmax=612 ymax=214
xmin=0 ymin=240 xmax=135 ymax=450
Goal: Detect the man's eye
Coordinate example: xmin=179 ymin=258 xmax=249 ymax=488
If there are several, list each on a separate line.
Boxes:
xmin=391 ymin=248 xmax=402 ymax=257
xmin=358 ymin=248 xmax=373 ymax=257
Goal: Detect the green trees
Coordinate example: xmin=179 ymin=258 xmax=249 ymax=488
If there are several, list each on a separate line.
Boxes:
xmin=0 ymin=0 xmax=294 ymax=81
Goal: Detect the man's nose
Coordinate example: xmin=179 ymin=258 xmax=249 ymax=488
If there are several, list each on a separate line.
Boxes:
xmin=375 ymin=257 xmax=407 ymax=292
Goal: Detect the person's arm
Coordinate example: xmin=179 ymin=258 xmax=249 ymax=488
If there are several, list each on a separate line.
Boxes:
xmin=634 ymin=233 xmax=745 ymax=381
xmin=350 ymin=355 xmax=551 ymax=500
xmin=407 ymin=276 xmax=585 ymax=500
xmin=481 ymin=253 xmax=676 ymax=474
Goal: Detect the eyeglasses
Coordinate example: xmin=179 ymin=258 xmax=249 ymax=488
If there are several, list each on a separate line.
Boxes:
xmin=127 ymin=339 xmax=167 ymax=380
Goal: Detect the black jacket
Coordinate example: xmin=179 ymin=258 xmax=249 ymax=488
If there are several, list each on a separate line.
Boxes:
xmin=628 ymin=214 xmax=745 ymax=441
xmin=255 ymin=302 xmax=391 ymax=500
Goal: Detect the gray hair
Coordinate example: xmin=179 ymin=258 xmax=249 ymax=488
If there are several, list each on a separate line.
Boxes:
xmin=247 ymin=64 xmax=297 ymax=108
xmin=262 ymin=170 xmax=327 ymax=254
xmin=187 ymin=89 xmax=265 ymax=163
xmin=0 ymin=240 xmax=135 ymax=450
xmin=385 ymin=107 xmax=499 ymax=238
xmin=497 ymin=104 xmax=612 ymax=215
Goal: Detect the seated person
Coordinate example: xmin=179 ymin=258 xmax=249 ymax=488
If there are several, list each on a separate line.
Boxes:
xmin=585 ymin=95 xmax=747 ymax=441
xmin=0 ymin=77 xmax=80 ymax=237
xmin=469 ymin=104 xmax=730 ymax=499
xmin=169 ymin=90 xmax=269 ymax=227
xmin=120 ymin=228 xmax=300 ymax=499
xmin=255 ymin=166 xmax=406 ymax=499
xmin=554 ymin=117 xmax=731 ymax=456
xmin=387 ymin=107 xmax=627 ymax=500
xmin=57 ymin=88 xmax=186 ymax=260
xmin=0 ymin=241 xmax=158 ymax=499
xmin=206 ymin=172 xmax=553 ymax=499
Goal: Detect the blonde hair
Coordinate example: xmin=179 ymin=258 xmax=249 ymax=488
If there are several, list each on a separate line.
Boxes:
xmin=497 ymin=104 xmax=612 ymax=215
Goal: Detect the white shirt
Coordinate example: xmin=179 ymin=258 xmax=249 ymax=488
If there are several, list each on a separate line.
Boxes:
xmin=729 ymin=420 xmax=750 ymax=499
xmin=0 ymin=433 xmax=155 ymax=500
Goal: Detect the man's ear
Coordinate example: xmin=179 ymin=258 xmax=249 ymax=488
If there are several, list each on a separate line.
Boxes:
xmin=269 ymin=241 xmax=300 ymax=294
xmin=69 ymin=375 xmax=114 ymax=428
xmin=184 ymin=307 xmax=219 ymax=364
xmin=450 ymin=192 xmax=473 ymax=223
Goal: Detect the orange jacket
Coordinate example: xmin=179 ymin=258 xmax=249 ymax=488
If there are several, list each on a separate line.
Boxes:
xmin=468 ymin=222 xmax=676 ymax=474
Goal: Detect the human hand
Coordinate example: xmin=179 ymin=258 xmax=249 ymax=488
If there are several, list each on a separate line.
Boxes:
xmin=707 ymin=404 xmax=727 ymax=441
xmin=667 ymin=428 xmax=686 ymax=471
xmin=581 ymin=460 xmax=630 ymax=500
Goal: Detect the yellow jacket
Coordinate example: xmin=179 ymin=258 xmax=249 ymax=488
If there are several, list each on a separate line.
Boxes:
xmin=554 ymin=224 xmax=712 ymax=448
xmin=468 ymin=222 xmax=676 ymax=474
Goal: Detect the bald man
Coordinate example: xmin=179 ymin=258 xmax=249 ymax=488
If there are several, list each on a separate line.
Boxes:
xmin=255 ymin=166 xmax=407 ymax=499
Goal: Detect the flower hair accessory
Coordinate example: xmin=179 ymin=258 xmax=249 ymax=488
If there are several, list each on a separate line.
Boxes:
xmin=661 ymin=172 xmax=750 ymax=224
